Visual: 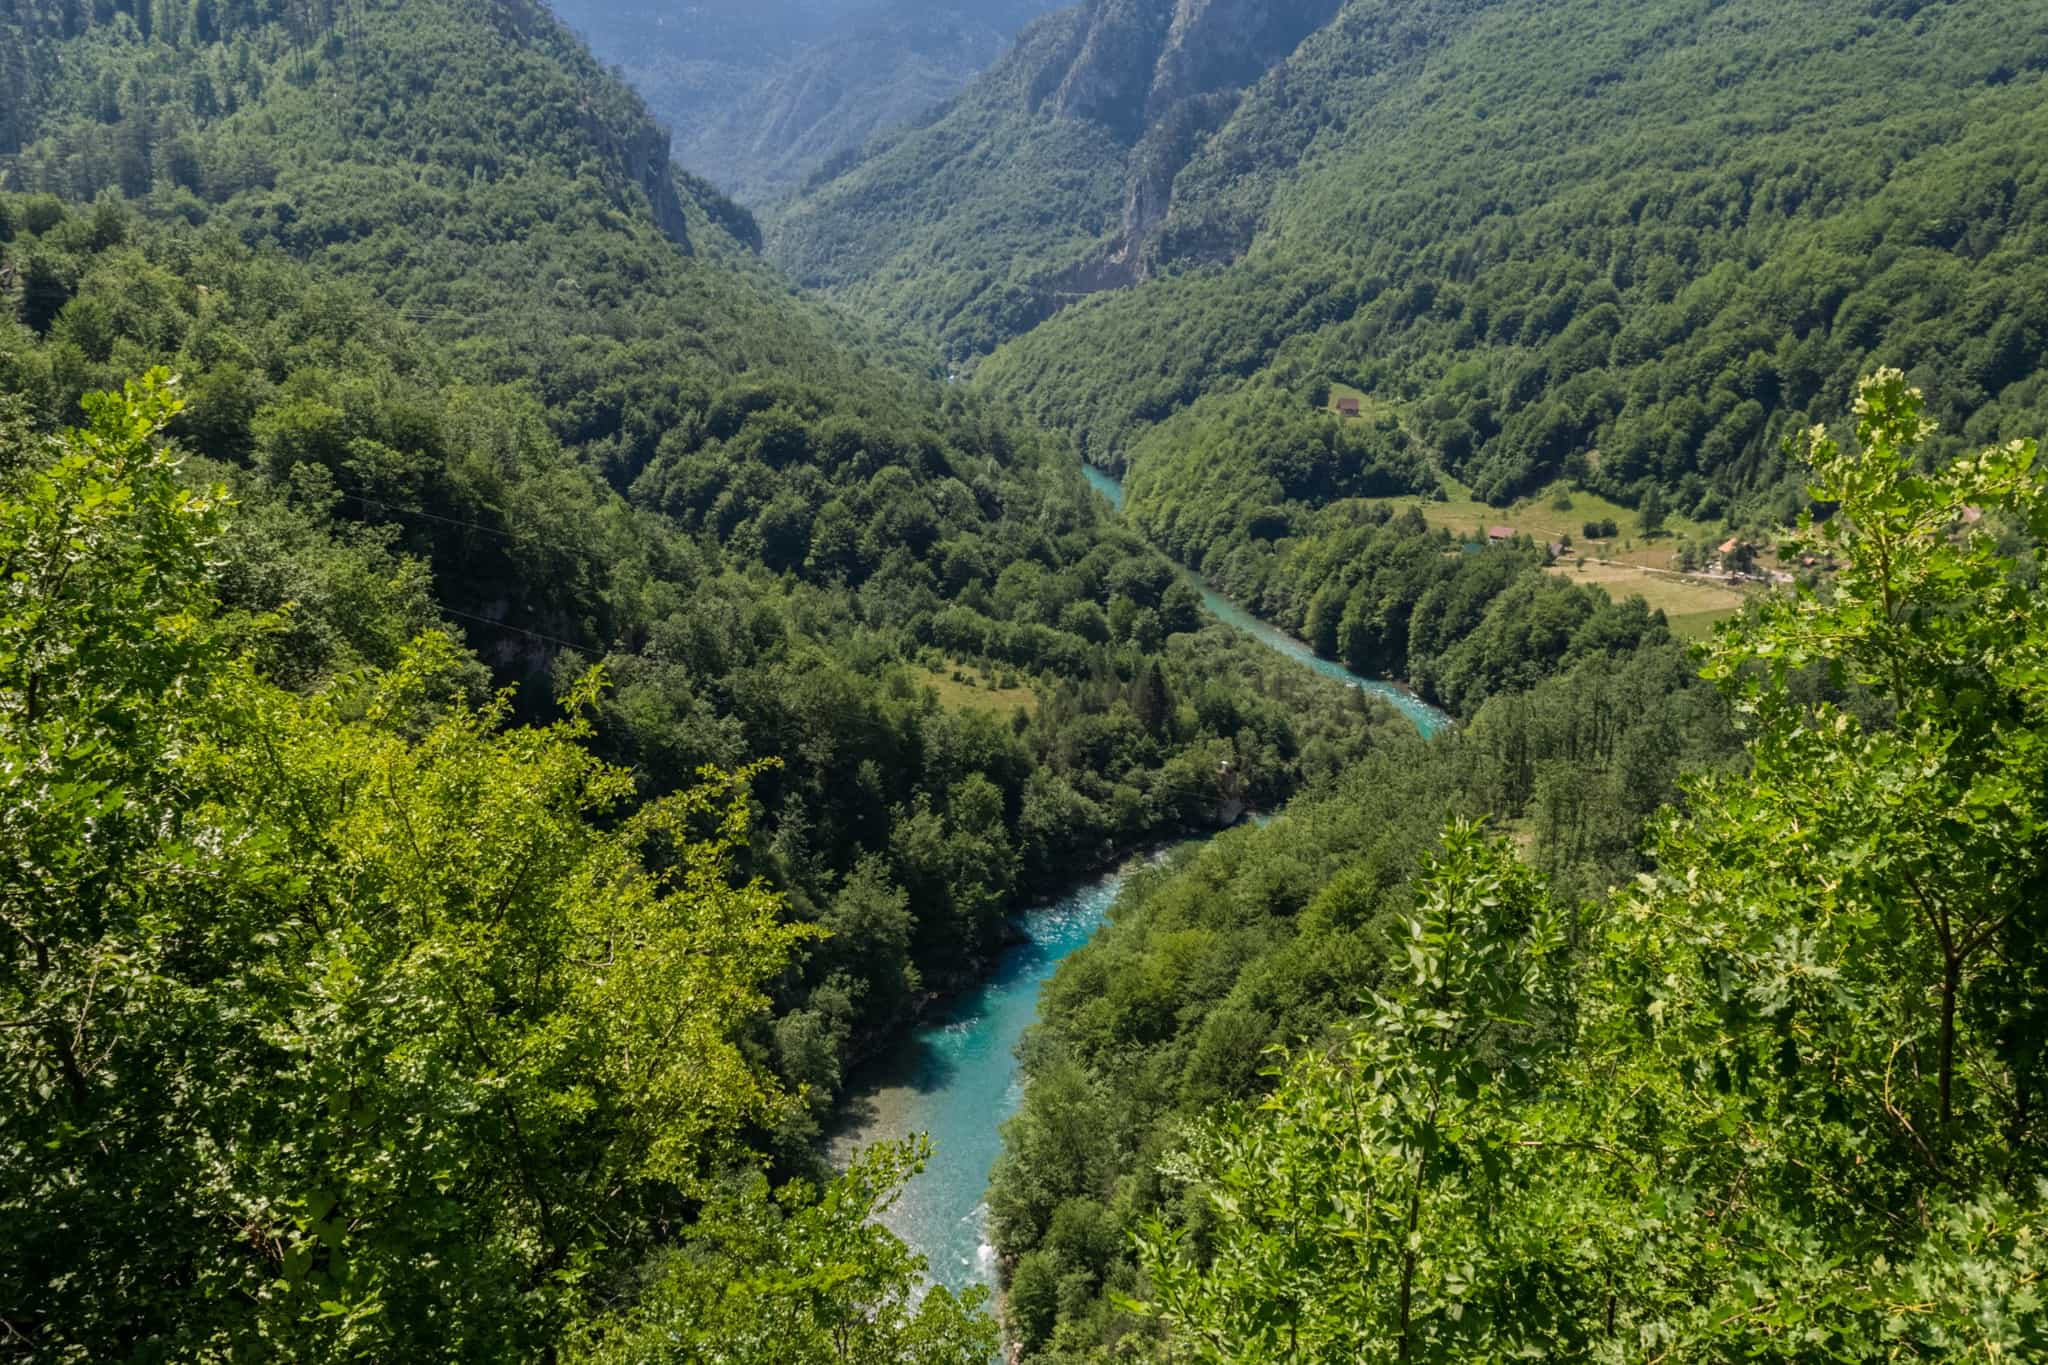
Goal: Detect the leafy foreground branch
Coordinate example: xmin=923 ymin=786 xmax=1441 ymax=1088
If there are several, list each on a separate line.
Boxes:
xmin=0 ymin=373 xmax=990 ymax=1360
xmin=1122 ymin=374 xmax=2048 ymax=1362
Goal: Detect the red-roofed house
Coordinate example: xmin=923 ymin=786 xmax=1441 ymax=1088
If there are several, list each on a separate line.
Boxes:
xmin=1488 ymin=525 xmax=1515 ymax=542
xmin=1336 ymin=397 xmax=1362 ymax=418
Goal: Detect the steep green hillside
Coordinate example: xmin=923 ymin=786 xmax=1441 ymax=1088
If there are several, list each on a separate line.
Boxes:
xmin=0 ymin=8 xmax=1444 ymax=1354
xmin=766 ymin=0 xmax=1348 ymax=357
xmin=991 ymin=637 xmax=1741 ymax=1356
xmin=0 ymin=0 xmax=1443 ymax=1122
xmin=775 ymin=0 xmax=2048 ymax=518
xmin=0 ymin=0 xmax=872 ymax=474
xmin=977 ymin=0 xmax=2048 ymax=517
xmin=548 ymin=0 xmax=1066 ymax=205
xmin=0 ymin=366 xmax=1013 ymax=1361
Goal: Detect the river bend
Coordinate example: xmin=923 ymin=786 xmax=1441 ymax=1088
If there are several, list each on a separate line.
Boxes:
xmin=827 ymin=463 xmax=1451 ymax=1298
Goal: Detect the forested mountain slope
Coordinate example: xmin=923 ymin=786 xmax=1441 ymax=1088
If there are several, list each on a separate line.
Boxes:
xmin=0 ymin=0 xmax=1474 ymax=1100
xmin=1 ymin=366 xmax=1020 ymax=1360
xmin=547 ymin=0 xmax=1067 ymax=205
xmin=9 ymin=2 xmax=2045 ymax=1362
xmin=780 ymin=0 xmax=2048 ymax=522
xmin=991 ymin=380 xmax=2048 ymax=1361
xmin=765 ymin=0 xmax=1349 ymax=356
xmin=983 ymin=0 xmax=2048 ymax=512
xmin=0 ymin=0 xmax=848 ymax=466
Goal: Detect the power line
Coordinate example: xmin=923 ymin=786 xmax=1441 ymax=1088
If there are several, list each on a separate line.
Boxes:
xmin=328 ymin=494 xmax=602 ymax=654
xmin=436 ymin=603 xmax=592 ymax=654
xmin=336 ymin=491 xmax=594 ymax=561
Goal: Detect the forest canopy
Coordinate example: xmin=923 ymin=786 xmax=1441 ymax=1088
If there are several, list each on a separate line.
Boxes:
xmin=768 ymin=0 xmax=2048 ymax=526
xmin=0 ymin=0 xmax=1416 ymax=1166
xmin=989 ymin=375 xmax=2048 ymax=1361
xmin=0 ymin=373 xmax=912 ymax=1355
xmin=4 ymin=0 xmax=2048 ymax=1360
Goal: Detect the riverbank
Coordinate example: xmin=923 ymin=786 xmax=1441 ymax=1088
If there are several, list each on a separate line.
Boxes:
xmin=824 ymin=860 xmax=1149 ymax=1294
xmin=1081 ymin=464 xmax=1453 ymax=739
xmin=882 ymin=829 xmax=1202 ymax=1042
xmin=823 ymin=462 xmax=1456 ymax=1308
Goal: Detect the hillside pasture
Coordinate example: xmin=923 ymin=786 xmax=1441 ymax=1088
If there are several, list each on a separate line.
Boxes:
xmin=1549 ymin=559 xmax=1751 ymax=638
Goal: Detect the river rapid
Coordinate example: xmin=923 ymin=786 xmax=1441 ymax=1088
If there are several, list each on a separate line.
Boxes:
xmin=826 ymin=463 xmax=1451 ymax=1300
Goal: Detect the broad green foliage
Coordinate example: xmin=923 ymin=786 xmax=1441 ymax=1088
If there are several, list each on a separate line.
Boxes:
xmin=0 ymin=2 xmax=1409 ymax=1129
xmin=17 ymin=3 xmax=2047 ymax=1361
xmin=1678 ymin=369 xmax=2048 ymax=1146
xmin=1136 ymin=828 xmax=1588 ymax=1362
xmin=1076 ymin=376 xmax=2048 ymax=1361
xmin=573 ymin=1137 xmax=998 ymax=1365
xmin=1578 ymin=371 xmax=2048 ymax=1355
xmin=0 ymin=375 xmax=813 ymax=1356
xmin=983 ymin=641 xmax=1738 ymax=1356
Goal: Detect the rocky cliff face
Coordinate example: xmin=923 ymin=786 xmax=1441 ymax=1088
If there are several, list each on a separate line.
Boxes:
xmin=1025 ymin=0 xmax=1342 ymax=267
xmin=481 ymin=0 xmax=772 ymax=251
xmin=1033 ymin=0 xmax=1340 ymax=131
xmin=592 ymin=114 xmax=696 ymax=246
xmin=762 ymin=0 xmax=1360 ymax=358
xmin=1044 ymin=0 xmax=1175 ymax=136
xmin=1150 ymin=0 xmax=1345 ymax=116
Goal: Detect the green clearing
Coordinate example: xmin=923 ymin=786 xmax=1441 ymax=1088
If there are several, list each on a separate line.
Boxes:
xmin=913 ymin=662 xmax=1040 ymax=718
xmin=1324 ymin=382 xmax=1394 ymax=417
xmin=1387 ymin=479 xmax=1726 ymax=570
xmin=1550 ymin=559 xmax=1752 ymax=639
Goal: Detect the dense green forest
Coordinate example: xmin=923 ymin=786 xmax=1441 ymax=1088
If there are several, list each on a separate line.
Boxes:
xmin=990 ymin=376 xmax=2048 ymax=1360
xmin=0 ymin=190 xmax=1435 ymax=1091
xmin=0 ymin=0 xmax=1420 ymax=1133
xmin=5 ymin=0 xmax=2048 ymax=1360
xmin=1110 ymin=385 xmax=1694 ymax=714
xmin=777 ymin=0 xmax=2048 ymax=524
xmin=766 ymin=0 xmax=1348 ymax=360
xmin=0 ymin=369 xmax=1003 ymax=1358
xmin=0 ymin=3 xmax=1396 ymax=1354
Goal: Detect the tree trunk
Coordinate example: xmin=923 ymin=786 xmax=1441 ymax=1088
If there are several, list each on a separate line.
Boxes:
xmin=1938 ymin=952 xmax=1959 ymax=1130
xmin=1397 ymin=1153 xmax=1424 ymax=1363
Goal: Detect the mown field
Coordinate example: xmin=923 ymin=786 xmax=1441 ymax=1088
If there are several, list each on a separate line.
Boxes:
xmin=1395 ymin=479 xmax=1714 ymax=562
xmin=1549 ymin=559 xmax=1751 ymax=639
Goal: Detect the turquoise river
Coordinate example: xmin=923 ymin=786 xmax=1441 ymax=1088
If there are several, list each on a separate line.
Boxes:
xmin=828 ymin=464 xmax=1451 ymax=1298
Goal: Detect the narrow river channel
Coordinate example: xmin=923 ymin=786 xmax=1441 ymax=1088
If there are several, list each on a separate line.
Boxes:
xmin=827 ymin=463 xmax=1452 ymax=1299
xmin=1081 ymin=465 xmax=1450 ymax=741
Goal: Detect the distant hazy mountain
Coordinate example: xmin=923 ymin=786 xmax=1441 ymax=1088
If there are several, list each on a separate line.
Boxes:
xmin=545 ymin=0 xmax=1067 ymax=204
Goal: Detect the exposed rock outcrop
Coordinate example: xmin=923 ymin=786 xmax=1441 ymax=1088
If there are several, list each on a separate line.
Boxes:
xmin=1023 ymin=0 xmax=1343 ymax=278
xmin=594 ymin=115 xmax=695 ymax=247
